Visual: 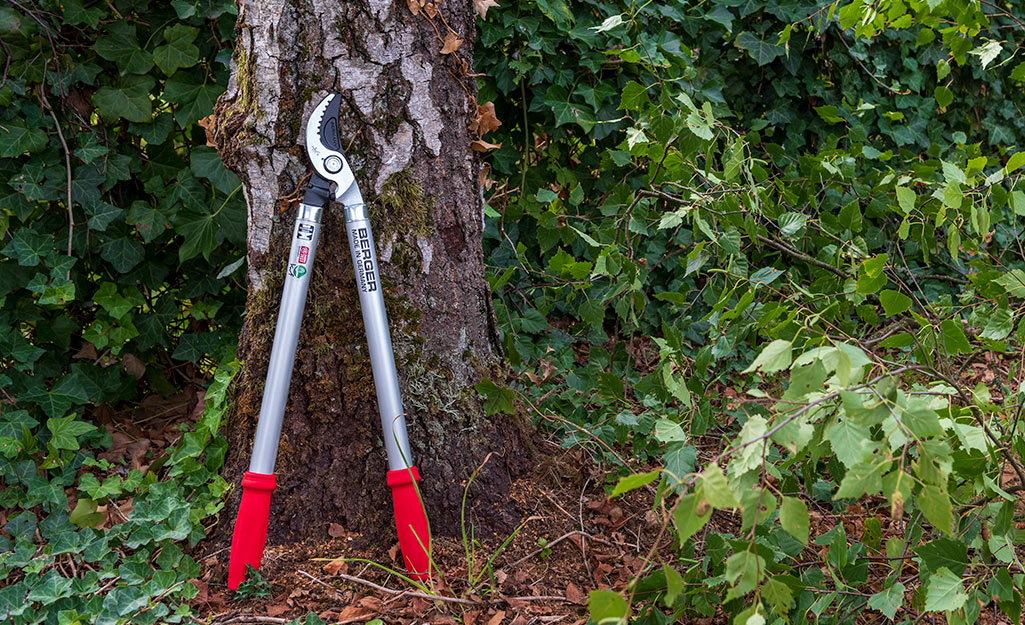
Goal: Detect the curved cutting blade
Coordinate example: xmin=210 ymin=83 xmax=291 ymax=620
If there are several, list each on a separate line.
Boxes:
xmin=305 ymin=93 xmax=356 ymax=200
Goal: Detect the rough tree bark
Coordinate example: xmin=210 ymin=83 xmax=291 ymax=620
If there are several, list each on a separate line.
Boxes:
xmin=212 ymin=0 xmax=528 ymax=549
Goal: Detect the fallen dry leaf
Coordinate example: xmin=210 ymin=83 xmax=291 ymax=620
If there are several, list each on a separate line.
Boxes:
xmin=126 ymin=439 xmax=151 ymax=471
xmin=406 ymin=0 xmax=422 ymax=15
xmin=323 ymin=558 xmax=348 ymax=575
xmin=471 ymin=139 xmax=501 ymax=152
xmin=267 ymin=602 xmax=289 ymax=617
xmin=508 ymin=616 xmax=528 ymax=625
xmin=388 ymin=543 xmax=401 ymax=562
xmin=328 ymin=522 xmax=346 ymax=538
xmin=74 ymin=342 xmax=98 ymax=360
xmin=424 ymin=2 xmax=438 ymax=18
xmin=566 ymin=582 xmax=586 ymax=605
xmin=473 ymin=0 xmax=500 ymax=19
xmin=188 ymin=578 xmax=209 ymax=603
xmin=122 ymin=353 xmax=146 ymax=378
xmin=336 ymin=605 xmax=374 ymax=622
xmin=487 ymin=610 xmax=506 ymax=625
xmin=440 ymin=32 xmax=464 ymax=54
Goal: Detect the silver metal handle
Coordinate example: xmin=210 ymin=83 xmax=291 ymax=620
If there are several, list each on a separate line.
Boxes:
xmin=248 ymin=204 xmax=322 ymax=474
xmin=345 ymin=218 xmax=414 ymax=471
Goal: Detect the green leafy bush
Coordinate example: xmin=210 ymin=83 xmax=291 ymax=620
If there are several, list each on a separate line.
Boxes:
xmin=475 ymin=0 xmax=1025 ymax=622
xmin=1 ymin=1 xmax=245 ymax=623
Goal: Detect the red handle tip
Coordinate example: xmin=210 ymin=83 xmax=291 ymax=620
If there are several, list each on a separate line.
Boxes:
xmin=227 ymin=471 xmax=277 ymax=590
xmin=387 ymin=466 xmax=431 ymax=579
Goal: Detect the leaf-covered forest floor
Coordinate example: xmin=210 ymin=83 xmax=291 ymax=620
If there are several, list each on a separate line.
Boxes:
xmin=60 ymin=331 xmax=1025 ymax=625
xmin=185 ymin=455 xmax=1023 ymax=625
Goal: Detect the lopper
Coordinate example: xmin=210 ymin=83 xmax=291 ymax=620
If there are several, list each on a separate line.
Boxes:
xmin=227 ymin=93 xmax=431 ymax=590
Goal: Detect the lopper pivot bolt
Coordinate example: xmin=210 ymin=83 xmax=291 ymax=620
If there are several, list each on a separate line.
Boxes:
xmin=227 ymin=93 xmax=431 ymax=590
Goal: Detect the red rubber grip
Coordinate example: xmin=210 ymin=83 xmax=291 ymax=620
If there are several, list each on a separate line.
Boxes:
xmin=387 ymin=466 xmax=431 ymax=580
xmin=227 ymin=471 xmax=277 ymax=590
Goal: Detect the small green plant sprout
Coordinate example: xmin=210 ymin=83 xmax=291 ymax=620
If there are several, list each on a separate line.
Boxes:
xmin=234 ymin=564 xmax=273 ymax=599
xmin=537 ymin=537 xmax=553 ymax=558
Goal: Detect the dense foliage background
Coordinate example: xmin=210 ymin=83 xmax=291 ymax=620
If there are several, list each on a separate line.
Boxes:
xmin=1 ymin=0 xmax=1024 ymax=623
xmin=475 ymin=0 xmax=1025 ymax=623
xmin=0 ymin=1 xmax=245 ymax=622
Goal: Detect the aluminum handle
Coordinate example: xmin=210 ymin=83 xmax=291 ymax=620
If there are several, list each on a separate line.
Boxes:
xmin=248 ymin=203 xmax=323 ymax=474
xmin=344 ymin=216 xmax=414 ymax=471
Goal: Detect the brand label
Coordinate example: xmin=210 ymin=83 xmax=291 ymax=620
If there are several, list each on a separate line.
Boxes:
xmin=288 ymin=264 xmax=307 ymax=279
xmin=297 ymin=223 xmax=315 ymax=241
xmin=298 ymin=246 xmax=309 ymax=264
xmin=352 ymin=227 xmax=378 ymax=293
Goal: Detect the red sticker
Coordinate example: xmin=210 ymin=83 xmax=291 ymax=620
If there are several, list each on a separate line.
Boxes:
xmin=298 ymin=246 xmax=309 ymax=264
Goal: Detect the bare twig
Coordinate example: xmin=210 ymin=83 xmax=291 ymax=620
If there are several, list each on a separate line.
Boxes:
xmin=305 ymin=569 xmax=477 ymax=606
xmin=756 ymin=234 xmax=850 ymax=279
xmin=38 ymin=75 xmax=74 ymax=276
xmin=502 ymin=530 xmax=615 ymax=570
xmin=210 ymin=617 xmax=289 ymax=625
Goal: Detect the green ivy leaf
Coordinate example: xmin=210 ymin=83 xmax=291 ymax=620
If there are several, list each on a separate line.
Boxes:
xmin=92 ymin=76 xmax=155 ymax=123
xmin=100 ymin=237 xmax=145 ymax=272
xmin=735 ymin=31 xmax=783 ymax=66
xmin=93 ymin=23 xmax=154 ymax=74
xmin=69 ymin=498 xmax=105 ymax=528
xmin=46 ymin=413 xmax=96 ymax=450
xmin=164 ymin=73 xmax=221 ymax=126
xmin=1010 ymin=61 xmax=1025 ymax=81
xmin=27 ymin=570 xmax=74 ymax=605
xmin=2 ymin=228 xmax=52 ymax=266
xmin=0 ymin=121 xmax=48 ymax=157
xmin=190 ymin=146 xmax=241 ymax=195
xmin=176 ymin=211 xmax=218 ymax=262
xmin=153 ymin=24 xmax=200 ymax=75
xmin=475 ymin=378 xmax=516 ymax=415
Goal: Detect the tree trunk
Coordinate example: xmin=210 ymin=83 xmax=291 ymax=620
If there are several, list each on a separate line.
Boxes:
xmin=212 ymin=0 xmax=528 ymax=549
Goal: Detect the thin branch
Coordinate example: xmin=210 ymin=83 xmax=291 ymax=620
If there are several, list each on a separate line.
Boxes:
xmin=756 ymin=234 xmax=850 ymax=279
xmin=38 ymin=75 xmax=73 ymax=276
xmin=502 ymin=530 xmax=616 ymax=570
xmin=301 ymin=569 xmax=477 ymax=606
